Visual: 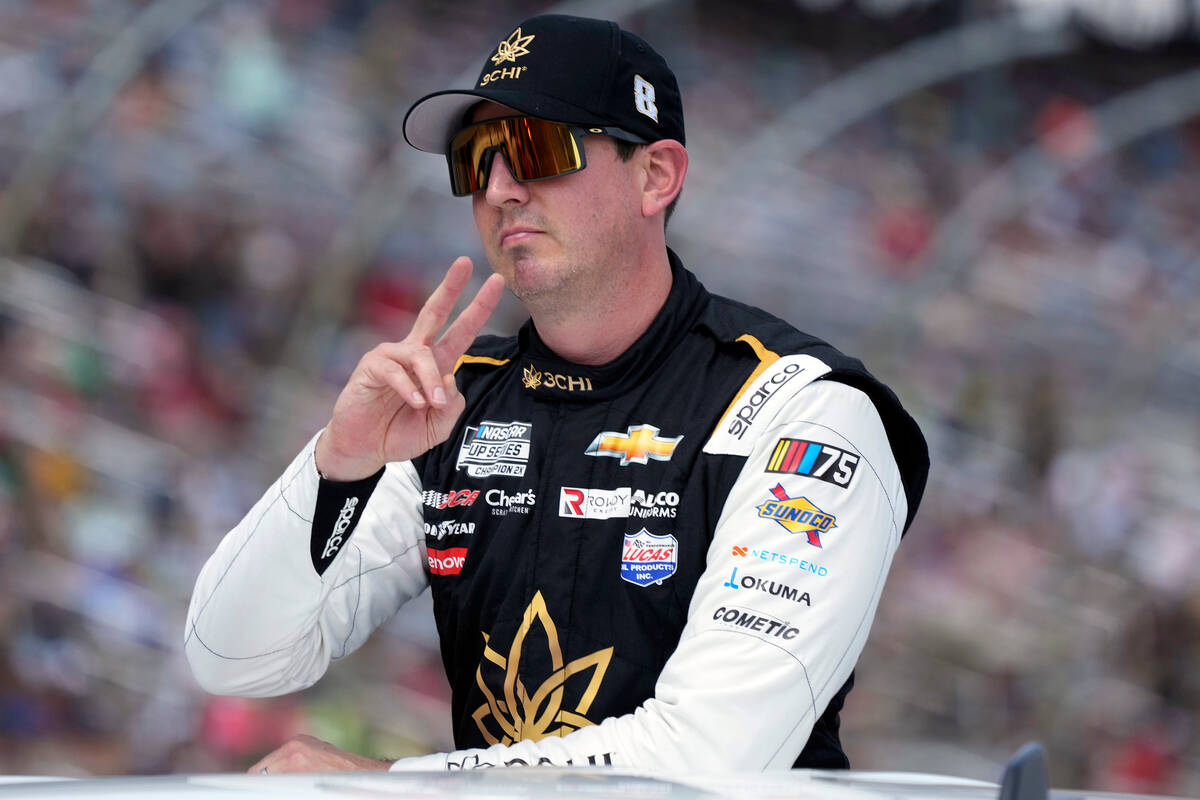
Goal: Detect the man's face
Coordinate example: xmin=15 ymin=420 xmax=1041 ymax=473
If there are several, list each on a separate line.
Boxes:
xmin=467 ymin=102 xmax=643 ymax=308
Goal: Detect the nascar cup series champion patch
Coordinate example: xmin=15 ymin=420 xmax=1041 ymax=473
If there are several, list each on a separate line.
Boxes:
xmin=620 ymin=529 xmax=678 ymax=587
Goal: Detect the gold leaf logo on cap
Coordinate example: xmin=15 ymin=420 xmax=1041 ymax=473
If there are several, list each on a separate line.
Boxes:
xmin=491 ymin=27 xmax=535 ymax=65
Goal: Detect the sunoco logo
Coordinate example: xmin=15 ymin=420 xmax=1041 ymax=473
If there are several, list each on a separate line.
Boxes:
xmin=756 ymin=483 xmax=837 ymax=548
xmin=728 ymin=360 xmax=807 ymax=439
xmin=456 ymin=420 xmax=532 ymax=478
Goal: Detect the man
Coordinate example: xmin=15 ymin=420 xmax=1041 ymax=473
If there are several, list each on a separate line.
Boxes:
xmin=185 ymin=14 xmax=928 ymax=773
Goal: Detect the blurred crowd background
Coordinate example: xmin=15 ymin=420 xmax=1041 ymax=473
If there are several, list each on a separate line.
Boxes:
xmin=1 ymin=0 xmax=1198 ymax=794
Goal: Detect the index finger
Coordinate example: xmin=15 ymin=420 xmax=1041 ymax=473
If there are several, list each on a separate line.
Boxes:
xmin=409 ymin=256 xmax=475 ymax=344
xmin=434 ymin=271 xmax=506 ymax=370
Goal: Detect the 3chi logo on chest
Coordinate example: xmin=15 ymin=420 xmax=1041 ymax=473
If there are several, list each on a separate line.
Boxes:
xmin=522 ymin=363 xmax=593 ymax=392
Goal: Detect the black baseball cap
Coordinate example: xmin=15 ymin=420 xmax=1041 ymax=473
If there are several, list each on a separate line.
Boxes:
xmin=403 ymin=14 xmax=685 ymax=154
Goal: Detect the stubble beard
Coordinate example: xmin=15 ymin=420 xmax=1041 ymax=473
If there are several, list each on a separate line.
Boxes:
xmin=503 ymin=245 xmax=584 ymax=312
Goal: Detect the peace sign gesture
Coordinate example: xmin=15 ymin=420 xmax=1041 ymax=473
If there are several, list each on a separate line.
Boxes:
xmin=315 ymin=257 xmax=506 ymax=481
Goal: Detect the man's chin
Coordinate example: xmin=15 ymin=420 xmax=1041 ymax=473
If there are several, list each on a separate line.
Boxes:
xmin=505 ymin=252 xmax=559 ymax=302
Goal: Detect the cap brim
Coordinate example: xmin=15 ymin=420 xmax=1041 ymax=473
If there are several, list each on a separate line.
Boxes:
xmin=403 ymin=88 xmax=614 ymax=154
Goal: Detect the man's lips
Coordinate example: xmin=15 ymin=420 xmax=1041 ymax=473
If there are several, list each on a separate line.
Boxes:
xmin=499 ymin=227 xmax=542 ymax=247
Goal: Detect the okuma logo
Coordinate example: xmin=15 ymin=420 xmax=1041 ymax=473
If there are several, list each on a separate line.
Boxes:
xmin=722 ymin=567 xmax=811 ymax=606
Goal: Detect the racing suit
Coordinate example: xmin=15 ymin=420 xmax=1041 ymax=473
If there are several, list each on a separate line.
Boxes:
xmin=186 ymin=250 xmax=928 ymax=771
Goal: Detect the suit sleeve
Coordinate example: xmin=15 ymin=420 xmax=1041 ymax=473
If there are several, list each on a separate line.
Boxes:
xmin=184 ymin=432 xmax=429 ymax=696
xmin=389 ymin=379 xmax=908 ymax=771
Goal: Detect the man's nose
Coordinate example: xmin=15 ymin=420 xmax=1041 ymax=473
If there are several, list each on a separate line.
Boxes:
xmin=483 ymin=151 xmax=528 ymax=205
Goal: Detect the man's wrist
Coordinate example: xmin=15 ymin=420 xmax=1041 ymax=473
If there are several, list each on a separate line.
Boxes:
xmin=314 ymin=430 xmax=384 ymax=482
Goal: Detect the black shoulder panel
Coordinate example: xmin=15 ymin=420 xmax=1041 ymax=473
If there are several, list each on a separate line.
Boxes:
xmin=700 ymin=293 xmax=929 ymax=535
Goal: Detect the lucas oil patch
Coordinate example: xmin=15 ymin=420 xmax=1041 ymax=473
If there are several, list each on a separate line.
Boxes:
xmin=620 ymin=529 xmax=678 ymax=587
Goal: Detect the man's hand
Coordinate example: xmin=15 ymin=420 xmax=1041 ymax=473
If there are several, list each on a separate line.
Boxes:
xmin=249 ymin=734 xmax=391 ymax=774
xmin=316 ymin=257 xmax=505 ymax=480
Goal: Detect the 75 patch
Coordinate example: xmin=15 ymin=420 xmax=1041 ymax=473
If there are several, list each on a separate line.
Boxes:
xmin=765 ymin=438 xmax=859 ymax=488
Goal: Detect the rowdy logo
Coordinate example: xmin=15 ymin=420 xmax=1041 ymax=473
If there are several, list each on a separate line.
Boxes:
xmin=756 ymin=484 xmax=837 ymax=548
xmin=559 ymin=487 xmax=630 ymax=519
xmin=586 ymin=424 xmax=682 ymax=466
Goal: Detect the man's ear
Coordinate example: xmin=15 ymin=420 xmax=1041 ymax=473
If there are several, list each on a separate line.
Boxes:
xmin=639 ymin=140 xmax=688 ymax=219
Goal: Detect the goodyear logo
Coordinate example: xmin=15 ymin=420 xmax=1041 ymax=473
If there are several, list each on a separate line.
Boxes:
xmin=756 ymin=483 xmax=837 ymax=548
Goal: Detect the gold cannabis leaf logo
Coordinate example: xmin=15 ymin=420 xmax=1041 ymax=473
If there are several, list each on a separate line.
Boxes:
xmin=491 ymin=28 xmax=535 ymax=65
xmin=473 ymin=591 xmax=613 ymax=745
xmin=522 ymin=364 xmax=543 ymax=390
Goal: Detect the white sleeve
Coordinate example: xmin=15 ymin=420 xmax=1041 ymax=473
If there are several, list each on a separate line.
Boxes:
xmin=390 ymin=380 xmax=907 ymax=771
xmin=184 ymin=432 xmax=429 ymax=697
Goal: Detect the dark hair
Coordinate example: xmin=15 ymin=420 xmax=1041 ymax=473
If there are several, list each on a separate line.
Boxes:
xmin=613 ymin=139 xmax=680 ymax=227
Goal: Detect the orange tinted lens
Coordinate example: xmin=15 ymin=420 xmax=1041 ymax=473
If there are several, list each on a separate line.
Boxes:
xmin=447 ymin=118 xmax=582 ymax=196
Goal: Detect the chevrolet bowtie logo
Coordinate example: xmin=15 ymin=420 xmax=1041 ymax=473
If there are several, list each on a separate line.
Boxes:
xmin=585 ymin=424 xmax=682 ymax=466
xmin=491 ymin=27 xmax=535 ymax=65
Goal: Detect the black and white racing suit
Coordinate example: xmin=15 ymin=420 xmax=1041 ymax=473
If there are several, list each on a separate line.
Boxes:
xmin=186 ymin=250 xmax=928 ymax=771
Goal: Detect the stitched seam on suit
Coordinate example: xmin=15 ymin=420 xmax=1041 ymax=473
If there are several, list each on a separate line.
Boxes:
xmin=185 ymin=453 xmax=312 ymax=646
xmin=334 ymin=546 xmax=364 ymax=660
